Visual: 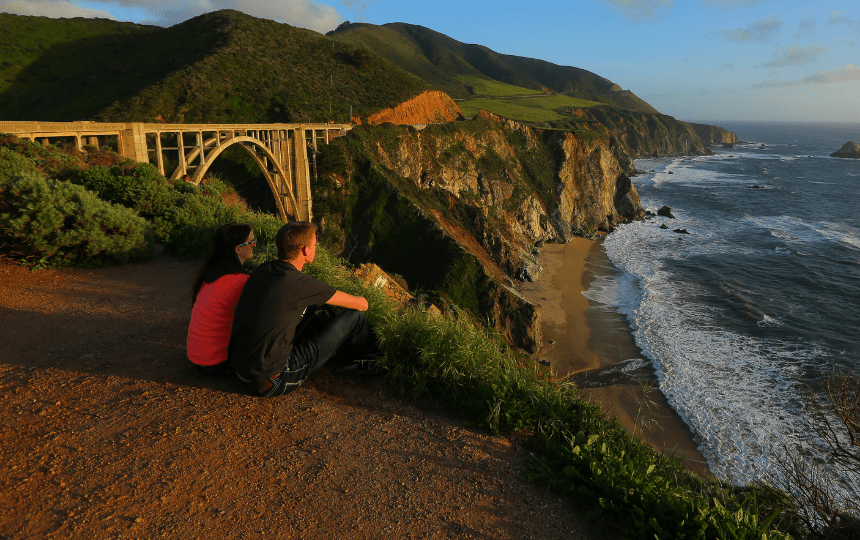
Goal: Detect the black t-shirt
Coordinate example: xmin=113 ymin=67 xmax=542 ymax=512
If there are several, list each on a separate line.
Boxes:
xmin=229 ymin=260 xmax=335 ymax=381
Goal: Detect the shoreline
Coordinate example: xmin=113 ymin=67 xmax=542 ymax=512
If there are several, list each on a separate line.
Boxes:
xmin=520 ymin=238 xmax=711 ymax=478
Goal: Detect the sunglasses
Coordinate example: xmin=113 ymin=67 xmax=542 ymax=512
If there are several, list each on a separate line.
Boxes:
xmin=238 ymin=239 xmax=257 ymax=247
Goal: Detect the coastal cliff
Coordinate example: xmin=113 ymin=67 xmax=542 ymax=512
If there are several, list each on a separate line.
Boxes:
xmin=563 ymin=107 xmax=736 ymax=157
xmin=313 ymin=112 xmax=643 ymax=350
xmin=690 ymin=122 xmax=739 ymax=146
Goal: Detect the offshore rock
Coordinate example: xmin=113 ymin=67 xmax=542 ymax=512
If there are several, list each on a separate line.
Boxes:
xmin=657 ymin=206 xmax=675 ymax=219
xmin=831 ymin=141 xmax=860 ymax=158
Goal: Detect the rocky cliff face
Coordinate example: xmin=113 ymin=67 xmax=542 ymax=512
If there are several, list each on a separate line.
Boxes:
xmin=313 ymin=112 xmax=643 ymax=351
xmin=357 ymin=91 xmax=464 ymax=125
xmin=690 ymin=122 xmax=739 ymax=145
xmin=564 ymin=107 xmax=738 ymax=157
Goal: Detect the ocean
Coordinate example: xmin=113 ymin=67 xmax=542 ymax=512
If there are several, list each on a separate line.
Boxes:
xmin=584 ymin=121 xmax=860 ymax=495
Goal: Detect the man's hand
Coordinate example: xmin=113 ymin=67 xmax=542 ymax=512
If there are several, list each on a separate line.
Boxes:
xmin=327 ymin=291 xmax=369 ymax=312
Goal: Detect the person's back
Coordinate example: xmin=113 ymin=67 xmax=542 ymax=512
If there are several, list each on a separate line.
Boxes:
xmin=187 ymin=223 xmax=256 ymax=375
xmin=229 ymin=259 xmax=335 ymax=383
xmin=229 ymin=222 xmax=373 ymax=397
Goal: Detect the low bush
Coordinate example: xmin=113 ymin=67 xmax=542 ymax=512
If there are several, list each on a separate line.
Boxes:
xmin=70 ymin=161 xmax=252 ymax=256
xmin=0 ymin=171 xmax=152 ymax=267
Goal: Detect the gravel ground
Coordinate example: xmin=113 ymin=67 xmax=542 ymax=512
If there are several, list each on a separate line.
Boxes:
xmin=0 ymin=254 xmax=595 ymax=539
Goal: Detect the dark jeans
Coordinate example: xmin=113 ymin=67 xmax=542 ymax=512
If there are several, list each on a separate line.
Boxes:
xmin=260 ymin=309 xmax=371 ymax=398
xmin=195 ymin=361 xmax=232 ymax=376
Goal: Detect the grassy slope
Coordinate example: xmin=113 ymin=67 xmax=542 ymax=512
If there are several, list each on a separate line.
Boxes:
xmin=457 ymin=94 xmax=601 ymax=123
xmin=327 ymin=22 xmax=479 ymax=99
xmin=0 ymin=13 xmax=220 ymax=120
xmin=0 ymin=11 xmax=431 ymax=123
xmin=328 ymin=22 xmax=659 ymax=115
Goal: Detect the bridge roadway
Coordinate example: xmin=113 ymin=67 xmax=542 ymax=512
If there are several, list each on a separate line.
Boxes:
xmin=0 ymin=121 xmax=353 ymax=222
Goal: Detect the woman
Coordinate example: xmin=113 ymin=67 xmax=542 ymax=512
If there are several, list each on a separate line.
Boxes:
xmin=187 ymin=223 xmax=256 ymax=375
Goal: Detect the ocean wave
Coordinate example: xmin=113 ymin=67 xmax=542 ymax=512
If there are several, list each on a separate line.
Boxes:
xmin=602 ymin=249 xmax=828 ymax=484
xmin=745 ymin=216 xmax=860 ymax=249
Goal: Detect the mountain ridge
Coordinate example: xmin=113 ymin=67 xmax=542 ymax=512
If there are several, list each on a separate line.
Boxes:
xmin=328 ymin=21 xmax=659 ymax=114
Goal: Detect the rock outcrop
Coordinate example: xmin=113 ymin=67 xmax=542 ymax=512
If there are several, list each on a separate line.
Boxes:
xmin=561 ymin=108 xmax=737 ymax=157
xmin=359 ymin=91 xmax=463 ymax=126
xmin=313 ymin=111 xmax=643 ymax=351
xmin=690 ymin=123 xmax=739 ymax=146
xmin=831 ymin=141 xmax=860 ymax=158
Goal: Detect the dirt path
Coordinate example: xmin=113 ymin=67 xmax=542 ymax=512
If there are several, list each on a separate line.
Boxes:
xmin=0 ymin=254 xmax=594 ymax=539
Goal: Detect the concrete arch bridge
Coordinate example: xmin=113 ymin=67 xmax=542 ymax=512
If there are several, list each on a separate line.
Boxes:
xmin=0 ymin=121 xmax=352 ymax=221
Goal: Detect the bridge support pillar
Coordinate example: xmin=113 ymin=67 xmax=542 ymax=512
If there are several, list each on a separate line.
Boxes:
xmin=119 ymin=123 xmax=148 ymax=163
xmin=293 ymin=127 xmax=313 ymax=222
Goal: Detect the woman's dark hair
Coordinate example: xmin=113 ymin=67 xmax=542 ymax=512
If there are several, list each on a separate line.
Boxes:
xmin=190 ymin=223 xmax=252 ymax=305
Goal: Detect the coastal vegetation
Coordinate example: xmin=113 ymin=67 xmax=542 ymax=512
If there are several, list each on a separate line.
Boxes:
xmin=0 ymin=134 xmax=810 ymax=539
xmin=327 ymin=21 xmax=659 ymax=114
xmin=457 ymin=94 xmax=602 ymax=123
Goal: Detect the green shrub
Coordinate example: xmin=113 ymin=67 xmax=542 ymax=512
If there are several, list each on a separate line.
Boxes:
xmin=0 ymin=171 xmax=152 ymax=267
xmin=70 ymin=161 xmax=250 ymax=253
xmin=0 ymin=146 xmax=40 ymax=178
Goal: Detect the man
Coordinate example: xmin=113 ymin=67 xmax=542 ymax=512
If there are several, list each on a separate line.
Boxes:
xmin=229 ymin=221 xmax=373 ymax=397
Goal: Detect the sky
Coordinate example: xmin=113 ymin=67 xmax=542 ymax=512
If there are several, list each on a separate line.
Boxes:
xmin=2 ymin=0 xmax=859 ymax=124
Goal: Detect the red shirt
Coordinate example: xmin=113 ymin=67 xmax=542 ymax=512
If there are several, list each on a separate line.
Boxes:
xmin=187 ymin=273 xmax=250 ymax=366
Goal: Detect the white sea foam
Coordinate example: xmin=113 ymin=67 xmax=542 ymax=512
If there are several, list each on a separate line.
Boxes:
xmin=604 ymin=222 xmax=828 ymax=483
xmin=600 ymin=157 xmax=858 ymax=492
xmin=596 ymin=358 xmax=651 ymax=377
xmin=757 ymin=314 xmax=784 ymax=328
xmin=747 ymin=216 xmax=860 ymax=250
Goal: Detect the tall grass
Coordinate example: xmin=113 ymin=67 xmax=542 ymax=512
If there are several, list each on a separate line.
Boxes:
xmin=458 ymin=94 xmax=601 ymax=122
xmin=455 ymin=75 xmax=544 ymax=97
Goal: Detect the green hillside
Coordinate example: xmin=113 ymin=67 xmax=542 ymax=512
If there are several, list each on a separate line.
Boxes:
xmin=0 ymin=11 xmax=432 ymax=123
xmin=328 ymin=22 xmax=659 ymax=114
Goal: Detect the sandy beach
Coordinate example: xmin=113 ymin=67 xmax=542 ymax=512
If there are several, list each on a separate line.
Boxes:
xmin=520 ymin=238 xmax=711 ymax=478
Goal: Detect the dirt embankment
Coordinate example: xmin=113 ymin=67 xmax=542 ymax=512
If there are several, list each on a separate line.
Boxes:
xmin=0 ymin=255 xmax=594 ymax=540
xmin=358 ymin=91 xmax=463 ymax=126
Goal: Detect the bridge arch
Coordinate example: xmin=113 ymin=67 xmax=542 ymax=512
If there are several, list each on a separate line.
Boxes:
xmin=0 ymin=121 xmax=353 ymax=223
xmin=176 ymin=136 xmax=298 ymax=222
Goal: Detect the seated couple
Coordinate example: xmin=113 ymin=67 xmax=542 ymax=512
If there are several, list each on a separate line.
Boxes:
xmin=187 ymin=221 xmax=374 ymax=397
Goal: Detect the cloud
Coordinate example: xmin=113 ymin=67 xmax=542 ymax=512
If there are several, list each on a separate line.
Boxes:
xmin=340 ymin=0 xmax=367 ymax=10
xmin=827 ymin=10 xmax=855 ymax=26
xmin=1 ymin=0 xmax=114 ymax=18
xmin=1 ymin=0 xmax=345 ymax=32
xmin=794 ymin=13 xmax=815 ymax=38
xmin=716 ymin=15 xmax=782 ymax=43
xmin=755 ymin=64 xmax=860 ymax=87
xmin=720 ymin=62 xmax=736 ymax=70
xmin=803 ymin=64 xmax=860 ymax=84
xmin=760 ymin=44 xmax=829 ymax=68
xmin=603 ymin=0 xmax=673 ymax=21
xmin=701 ymin=0 xmax=760 ymax=9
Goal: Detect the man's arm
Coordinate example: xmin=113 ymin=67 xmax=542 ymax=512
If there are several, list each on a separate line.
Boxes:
xmin=326 ymin=290 xmax=369 ymax=312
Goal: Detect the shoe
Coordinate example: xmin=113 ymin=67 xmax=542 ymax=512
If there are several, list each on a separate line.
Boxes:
xmin=337 ymin=358 xmax=376 ymax=375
